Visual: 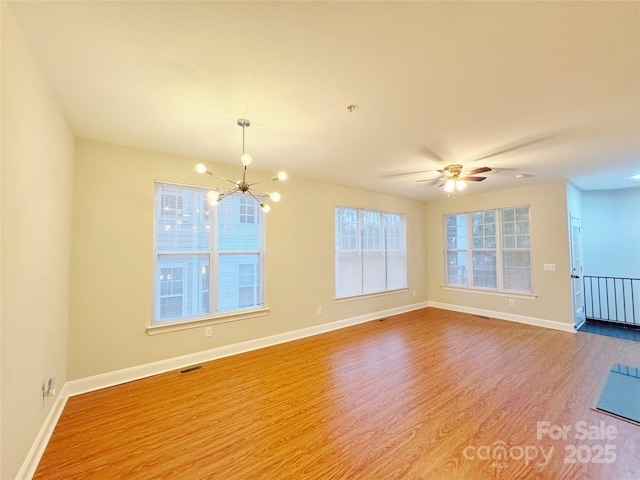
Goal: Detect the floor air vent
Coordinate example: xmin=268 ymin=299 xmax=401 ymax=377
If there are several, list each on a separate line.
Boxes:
xmin=179 ymin=365 xmax=204 ymax=375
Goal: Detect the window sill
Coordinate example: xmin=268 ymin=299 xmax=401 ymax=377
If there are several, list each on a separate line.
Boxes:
xmin=441 ymin=285 xmax=537 ymax=300
xmin=334 ymin=288 xmax=409 ymax=303
xmin=147 ymin=307 xmax=270 ymax=335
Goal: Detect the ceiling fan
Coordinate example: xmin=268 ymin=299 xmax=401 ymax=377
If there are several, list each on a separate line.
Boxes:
xmin=383 ymin=134 xmax=553 ymax=192
xmin=421 ymin=164 xmax=492 ymax=193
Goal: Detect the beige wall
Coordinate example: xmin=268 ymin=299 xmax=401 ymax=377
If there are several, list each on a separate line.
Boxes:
xmin=1 ymin=5 xmax=75 ymax=479
xmin=68 ymin=138 xmax=428 ymax=380
xmin=425 ymin=181 xmax=574 ymax=326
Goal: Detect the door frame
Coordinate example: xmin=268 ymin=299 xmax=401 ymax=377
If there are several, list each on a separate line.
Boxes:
xmin=570 ymin=215 xmax=585 ymax=328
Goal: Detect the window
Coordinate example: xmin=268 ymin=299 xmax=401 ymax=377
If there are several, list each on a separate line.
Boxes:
xmin=335 ymin=206 xmax=407 ymax=298
xmin=471 ymin=210 xmax=497 ymax=289
xmin=239 ymin=197 xmax=257 ymax=224
xmin=238 ymin=263 xmax=259 ymax=307
xmin=446 ymin=214 xmax=468 ymax=286
xmin=501 ymin=207 xmax=532 ymax=291
xmin=153 ymin=182 xmax=265 ymax=324
xmin=445 ymin=206 xmax=532 ymax=293
xmin=158 ymin=266 xmax=186 ymax=320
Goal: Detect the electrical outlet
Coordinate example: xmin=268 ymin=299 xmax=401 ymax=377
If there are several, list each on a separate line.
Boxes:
xmin=42 ymin=377 xmax=56 ymax=404
xmin=205 ymin=326 xmax=212 ymax=337
xmin=412 ymin=290 xmax=416 ymax=297
xmin=317 ymin=307 xmax=323 ymax=315
xmin=509 ymin=298 xmax=515 ymax=306
xmin=543 ymin=264 xmax=556 ymax=271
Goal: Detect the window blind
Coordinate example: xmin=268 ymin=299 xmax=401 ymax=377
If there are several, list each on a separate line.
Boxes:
xmin=335 ymin=206 xmax=407 ymax=298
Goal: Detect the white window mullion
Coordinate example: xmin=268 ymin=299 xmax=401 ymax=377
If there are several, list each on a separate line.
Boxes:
xmin=467 ymin=212 xmax=473 ymax=288
xmin=259 ymin=205 xmax=266 ymax=308
xmin=358 ymin=209 xmax=364 ymax=294
xmin=384 ymin=214 xmax=389 ymax=290
xmin=496 ymin=210 xmax=504 ymax=291
xmin=210 ymin=205 xmax=218 ymax=318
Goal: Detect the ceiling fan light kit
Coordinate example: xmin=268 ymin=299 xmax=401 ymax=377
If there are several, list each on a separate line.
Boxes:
xmin=444 ymin=178 xmax=466 ymax=193
xmin=437 ymin=164 xmax=491 ymax=197
xmin=195 ymin=119 xmax=286 ymax=212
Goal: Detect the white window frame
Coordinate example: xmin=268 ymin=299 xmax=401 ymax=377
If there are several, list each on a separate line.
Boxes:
xmin=150 ymin=182 xmax=268 ymax=333
xmin=335 ymin=206 xmax=407 ymax=299
xmin=444 ymin=206 xmax=533 ymax=294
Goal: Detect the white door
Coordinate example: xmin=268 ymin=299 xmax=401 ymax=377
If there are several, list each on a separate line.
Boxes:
xmin=570 ymin=215 xmax=585 ymax=327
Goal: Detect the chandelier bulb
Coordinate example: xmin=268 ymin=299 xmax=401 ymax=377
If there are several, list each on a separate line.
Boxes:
xmin=270 ymin=192 xmax=281 ymax=202
xmin=195 ymin=163 xmax=207 ymax=174
xmin=207 ymin=191 xmax=220 ymax=206
xmin=261 ymin=203 xmax=271 ymax=213
xmin=240 ymin=153 xmax=252 ymax=166
xmin=277 ymin=171 xmax=287 ymax=181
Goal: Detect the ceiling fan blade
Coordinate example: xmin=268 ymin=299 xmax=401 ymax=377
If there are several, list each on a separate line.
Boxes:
xmin=421 ymin=146 xmax=447 ymax=164
xmin=416 ymin=178 xmax=441 ymax=185
xmin=464 ymin=176 xmax=487 ymax=182
xmin=465 ymin=166 xmax=492 ymax=176
xmin=382 ymin=169 xmax=433 ymax=178
xmin=470 ymin=134 xmax=558 ymax=163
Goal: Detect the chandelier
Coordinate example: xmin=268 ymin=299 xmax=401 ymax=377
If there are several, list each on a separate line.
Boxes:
xmin=195 ymin=119 xmax=287 ymax=212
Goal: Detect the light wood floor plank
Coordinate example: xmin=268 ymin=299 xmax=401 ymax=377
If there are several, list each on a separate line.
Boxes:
xmin=34 ymin=308 xmax=640 ymax=479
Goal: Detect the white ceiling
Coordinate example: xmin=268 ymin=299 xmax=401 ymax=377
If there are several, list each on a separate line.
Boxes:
xmin=8 ymin=1 xmax=640 ymax=200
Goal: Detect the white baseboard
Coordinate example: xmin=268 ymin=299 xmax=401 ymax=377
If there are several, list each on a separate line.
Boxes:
xmin=16 ymin=384 xmax=69 ymax=480
xmin=428 ymin=301 xmax=576 ymax=333
xmin=19 ymin=301 xmax=429 ymax=479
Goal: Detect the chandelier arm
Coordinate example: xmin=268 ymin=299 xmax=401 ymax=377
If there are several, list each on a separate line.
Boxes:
xmin=246 ymin=179 xmax=271 ymax=187
xmin=248 ymin=173 xmax=285 ymax=187
xmin=215 ymin=175 xmax=240 ymax=186
xmin=217 ymin=187 xmax=240 ymax=201
xmin=246 ymin=190 xmax=265 ymax=205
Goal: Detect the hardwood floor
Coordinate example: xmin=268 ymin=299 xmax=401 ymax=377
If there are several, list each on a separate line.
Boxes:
xmin=35 ymin=308 xmax=640 ymax=479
